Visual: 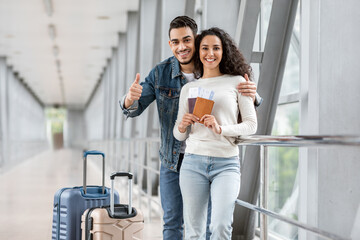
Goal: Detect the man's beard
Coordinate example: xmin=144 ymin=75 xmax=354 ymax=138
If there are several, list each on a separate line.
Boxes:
xmin=179 ymin=56 xmax=193 ymax=65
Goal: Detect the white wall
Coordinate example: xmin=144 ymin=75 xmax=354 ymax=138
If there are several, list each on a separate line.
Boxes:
xmin=64 ymin=109 xmax=85 ymax=149
xmin=84 ymin=81 xmax=104 ymax=141
xmin=300 ymin=0 xmax=360 ymax=238
xmin=0 ymin=58 xmax=47 ymax=170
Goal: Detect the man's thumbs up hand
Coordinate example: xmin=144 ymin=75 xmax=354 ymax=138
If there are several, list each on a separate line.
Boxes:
xmin=134 ymin=73 xmax=140 ymax=84
xmin=124 ymin=73 xmax=143 ymax=109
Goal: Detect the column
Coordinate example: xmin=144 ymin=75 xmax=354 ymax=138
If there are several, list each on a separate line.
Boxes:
xmin=299 ymin=0 xmax=360 ymax=238
xmin=0 ymin=58 xmax=8 ymax=169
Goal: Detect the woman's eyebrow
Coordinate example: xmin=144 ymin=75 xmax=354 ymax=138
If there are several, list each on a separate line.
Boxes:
xmin=200 ymin=44 xmax=221 ymax=46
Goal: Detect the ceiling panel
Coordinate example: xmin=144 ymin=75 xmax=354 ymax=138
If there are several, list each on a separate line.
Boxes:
xmin=0 ymin=0 xmax=138 ymax=108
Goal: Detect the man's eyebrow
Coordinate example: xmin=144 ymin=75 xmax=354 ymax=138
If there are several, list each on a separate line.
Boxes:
xmin=170 ymin=35 xmax=192 ymax=42
xmin=182 ymin=35 xmax=192 ymax=40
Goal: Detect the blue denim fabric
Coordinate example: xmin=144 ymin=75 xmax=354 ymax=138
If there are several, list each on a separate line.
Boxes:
xmin=160 ymin=162 xmax=184 ymax=239
xmin=180 ymin=153 xmax=241 ymax=240
xmin=119 ymin=57 xmax=187 ymax=239
xmin=120 ymin=56 xmax=187 ymax=171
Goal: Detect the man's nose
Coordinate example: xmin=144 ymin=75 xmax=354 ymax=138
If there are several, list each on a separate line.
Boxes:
xmin=179 ymin=42 xmax=186 ymax=50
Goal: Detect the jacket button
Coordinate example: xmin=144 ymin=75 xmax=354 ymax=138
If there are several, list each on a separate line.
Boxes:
xmin=173 ymin=151 xmax=176 ymax=154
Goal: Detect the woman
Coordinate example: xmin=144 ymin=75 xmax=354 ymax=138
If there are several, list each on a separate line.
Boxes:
xmin=173 ymin=27 xmax=258 ymax=239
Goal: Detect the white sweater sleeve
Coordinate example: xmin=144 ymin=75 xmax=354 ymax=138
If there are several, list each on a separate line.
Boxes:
xmin=220 ymin=93 xmax=257 ymax=136
xmin=173 ymin=84 xmax=190 ymax=141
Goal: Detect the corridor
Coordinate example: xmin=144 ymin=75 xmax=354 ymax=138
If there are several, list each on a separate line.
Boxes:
xmin=1 ymin=0 xmax=360 ymax=239
xmin=0 ymin=149 xmax=162 ymax=240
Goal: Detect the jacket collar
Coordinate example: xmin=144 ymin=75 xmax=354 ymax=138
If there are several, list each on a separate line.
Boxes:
xmin=171 ymin=56 xmax=182 ymax=79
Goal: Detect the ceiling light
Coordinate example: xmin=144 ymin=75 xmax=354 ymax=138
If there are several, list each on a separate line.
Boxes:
xmin=97 ymin=16 xmax=110 ymax=20
xmin=43 ymin=0 xmax=54 ymax=17
xmin=56 ymin=59 xmax=61 ymax=69
xmin=53 ymin=45 xmax=59 ymax=57
xmin=48 ymin=24 xmax=56 ymax=40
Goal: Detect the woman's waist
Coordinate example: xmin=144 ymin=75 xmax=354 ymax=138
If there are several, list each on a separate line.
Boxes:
xmin=185 ymin=137 xmax=239 ymax=157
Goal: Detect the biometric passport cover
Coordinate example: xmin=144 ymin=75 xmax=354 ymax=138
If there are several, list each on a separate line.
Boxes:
xmin=188 ymin=98 xmax=197 ymax=113
xmin=193 ymin=97 xmax=215 ymax=124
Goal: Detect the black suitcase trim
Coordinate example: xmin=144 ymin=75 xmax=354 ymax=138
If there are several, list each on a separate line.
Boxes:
xmin=103 ymin=204 xmax=138 ymax=219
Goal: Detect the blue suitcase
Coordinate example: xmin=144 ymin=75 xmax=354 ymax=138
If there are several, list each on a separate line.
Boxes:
xmin=51 ymin=150 xmax=119 ymax=240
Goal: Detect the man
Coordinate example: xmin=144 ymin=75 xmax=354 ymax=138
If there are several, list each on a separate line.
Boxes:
xmin=120 ymin=16 xmax=261 ymax=240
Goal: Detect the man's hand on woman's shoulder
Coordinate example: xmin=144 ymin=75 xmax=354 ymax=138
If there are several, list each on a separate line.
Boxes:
xmin=236 ymin=74 xmax=257 ymax=102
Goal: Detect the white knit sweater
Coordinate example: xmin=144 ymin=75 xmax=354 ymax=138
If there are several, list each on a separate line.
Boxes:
xmin=173 ymin=74 xmax=257 ymax=157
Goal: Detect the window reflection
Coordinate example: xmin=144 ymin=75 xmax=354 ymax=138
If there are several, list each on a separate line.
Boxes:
xmin=269 ymin=103 xmax=299 ymax=238
xmin=256 ymin=0 xmax=301 ymax=238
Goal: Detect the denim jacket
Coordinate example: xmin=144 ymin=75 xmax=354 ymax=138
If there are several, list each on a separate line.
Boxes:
xmin=120 ymin=56 xmax=187 ymax=172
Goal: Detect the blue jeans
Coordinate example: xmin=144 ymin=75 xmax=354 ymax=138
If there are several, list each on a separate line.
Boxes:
xmin=160 ymin=162 xmax=184 ymax=239
xmin=180 ymin=153 xmax=240 ymax=240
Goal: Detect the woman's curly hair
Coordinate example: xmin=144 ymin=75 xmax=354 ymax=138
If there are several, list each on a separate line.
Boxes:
xmin=194 ymin=27 xmax=252 ymax=80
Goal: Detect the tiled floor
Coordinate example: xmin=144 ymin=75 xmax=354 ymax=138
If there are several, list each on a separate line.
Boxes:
xmin=0 ymin=149 xmax=162 ymax=240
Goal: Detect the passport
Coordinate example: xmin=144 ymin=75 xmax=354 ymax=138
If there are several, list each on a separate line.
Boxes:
xmin=192 ymin=97 xmax=215 ymax=124
xmin=188 ymin=98 xmax=197 ymax=113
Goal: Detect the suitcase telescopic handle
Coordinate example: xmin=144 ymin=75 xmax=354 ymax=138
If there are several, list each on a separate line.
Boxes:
xmin=110 ymin=172 xmax=133 ymax=216
xmin=110 ymin=172 xmax=133 ymax=180
xmin=83 ymin=150 xmax=105 ymax=195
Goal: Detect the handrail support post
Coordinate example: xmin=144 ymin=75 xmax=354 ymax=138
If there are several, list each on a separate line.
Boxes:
xmin=260 ymin=145 xmax=268 ymax=240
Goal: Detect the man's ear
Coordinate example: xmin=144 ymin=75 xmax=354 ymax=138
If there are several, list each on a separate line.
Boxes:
xmin=168 ymin=40 xmax=171 ymax=47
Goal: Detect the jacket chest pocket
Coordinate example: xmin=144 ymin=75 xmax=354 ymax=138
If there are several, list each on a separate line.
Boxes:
xmin=158 ymin=87 xmax=180 ymax=114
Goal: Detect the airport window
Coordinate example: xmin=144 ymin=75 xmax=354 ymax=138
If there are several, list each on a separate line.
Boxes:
xmin=45 ymin=108 xmax=66 ymax=150
xmin=255 ymin=1 xmax=301 ymax=239
xmin=260 ymin=0 xmax=273 ymax=51
xmin=269 ymin=2 xmax=300 ymax=239
xmin=269 ymin=103 xmax=299 ymax=239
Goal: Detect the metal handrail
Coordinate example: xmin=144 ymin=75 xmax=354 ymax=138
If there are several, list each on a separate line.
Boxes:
xmin=235 ymin=199 xmax=348 ymax=240
xmin=90 ymin=135 xmax=359 ymax=239
xmin=123 ymin=138 xmax=161 ymax=220
xmin=236 ymin=135 xmax=360 ymax=147
xmin=235 ymin=134 xmax=359 ymax=240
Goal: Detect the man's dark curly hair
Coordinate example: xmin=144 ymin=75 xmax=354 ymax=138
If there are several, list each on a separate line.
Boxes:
xmin=194 ymin=27 xmax=252 ymax=80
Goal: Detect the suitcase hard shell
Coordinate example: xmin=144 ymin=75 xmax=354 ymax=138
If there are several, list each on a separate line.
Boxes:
xmin=51 ymin=150 xmax=119 ymax=240
xmin=81 ymin=172 xmax=144 ymax=240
